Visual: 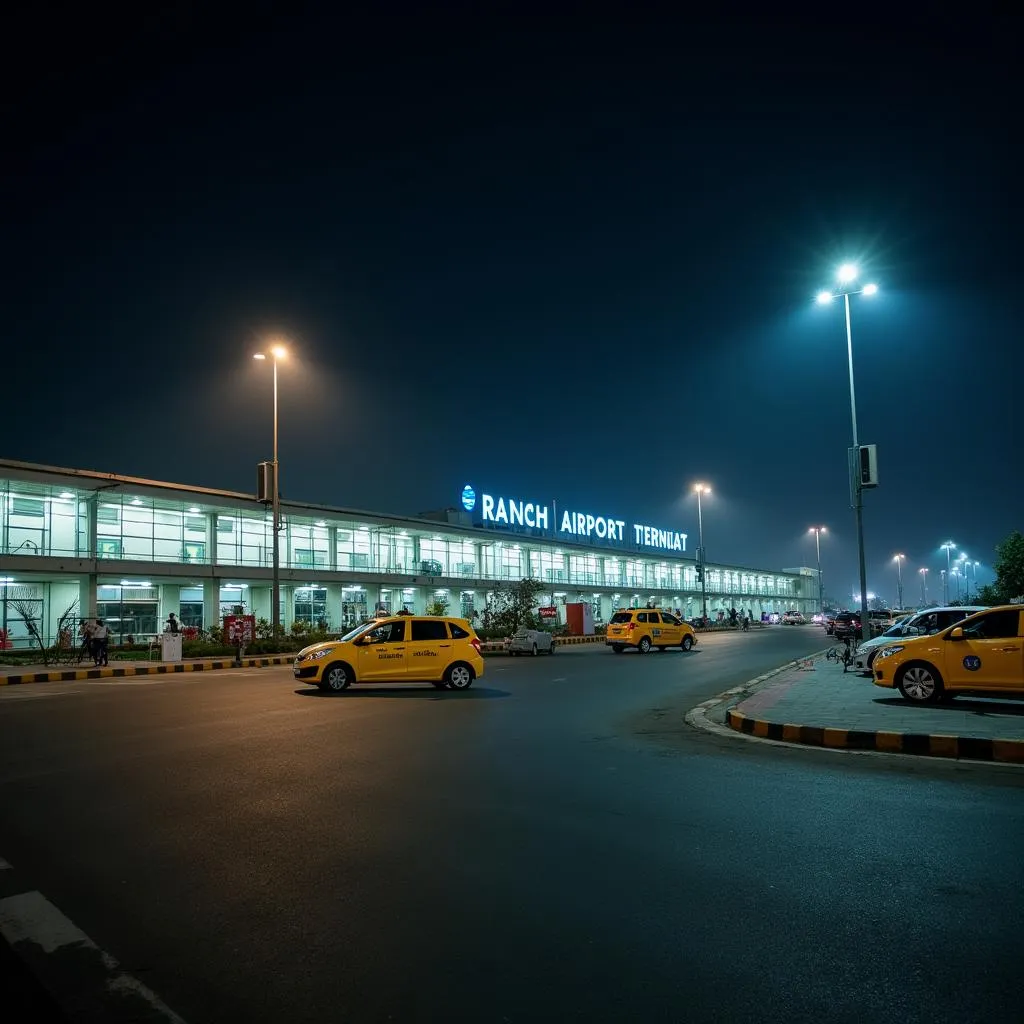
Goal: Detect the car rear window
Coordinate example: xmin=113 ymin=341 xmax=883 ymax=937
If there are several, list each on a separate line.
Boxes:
xmin=610 ymin=612 xmax=633 ymax=623
xmin=449 ymin=623 xmax=471 ymax=639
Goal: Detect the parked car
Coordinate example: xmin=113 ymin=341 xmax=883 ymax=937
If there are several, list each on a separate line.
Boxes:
xmin=832 ymin=612 xmax=862 ymax=641
xmin=508 ymin=628 xmax=556 ymax=656
xmin=873 ymin=605 xmax=1024 ymax=703
xmin=853 ymin=606 xmax=987 ymax=674
xmin=781 ymin=610 xmax=806 ymax=625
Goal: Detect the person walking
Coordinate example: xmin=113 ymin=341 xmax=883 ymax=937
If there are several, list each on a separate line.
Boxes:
xmin=93 ymin=618 xmax=109 ymax=666
xmin=166 ymin=612 xmax=180 ymax=634
xmin=78 ymin=618 xmax=95 ymax=664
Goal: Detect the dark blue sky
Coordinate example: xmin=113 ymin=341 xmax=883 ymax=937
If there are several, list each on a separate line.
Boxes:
xmin=3 ymin=7 xmax=1018 ymax=602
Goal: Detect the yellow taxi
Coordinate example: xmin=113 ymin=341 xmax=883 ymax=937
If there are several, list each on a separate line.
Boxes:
xmin=605 ymin=608 xmax=697 ymax=654
xmin=293 ymin=615 xmax=485 ymax=692
xmin=873 ymin=604 xmax=1024 ymax=703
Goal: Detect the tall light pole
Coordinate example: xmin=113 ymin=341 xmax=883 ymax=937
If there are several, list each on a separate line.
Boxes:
xmin=694 ymin=483 xmax=711 ymax=621
xmin=893 ymin=553 xmax=905 ymax=610
xmin=808 ymin=526 xmax=826 ymax=614
xmin=940 ymin=541 xmax=956 ymax=603
xmin=919 ymin=567 xmax=928 ymax=606
xmin=958 ymin=554 xmax=969 ymax=600
xmin=254 ymin=343 xmax=288 ymax=634
xmin=972 ymin=560 xmax=980 ymax=597
xmin=817 ymin=265 xmax=878 ymax=636
xmin=940 ymin=569 xmax=947 ymax=604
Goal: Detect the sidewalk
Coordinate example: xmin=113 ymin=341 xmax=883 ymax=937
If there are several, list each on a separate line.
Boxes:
xmin=0 ymin=655 xmax=294 ymax=685
xmin=723 ymin=656 xmax=1024 ymax=763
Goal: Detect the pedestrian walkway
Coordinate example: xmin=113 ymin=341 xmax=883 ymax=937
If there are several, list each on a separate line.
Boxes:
xmin=725 ymin=657 xmax=1024 ymax=763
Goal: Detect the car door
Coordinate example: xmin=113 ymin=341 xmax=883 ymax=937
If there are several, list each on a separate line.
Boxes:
xmin=355 ymin=619 xmax=408 ymax=681
xmin=408 ymin=619 xmax=451 ymax=680
xmin=655 ymin=612 xmax=682 ymax=645
xmin=943 ymin=609 xmax=1024 ymax=690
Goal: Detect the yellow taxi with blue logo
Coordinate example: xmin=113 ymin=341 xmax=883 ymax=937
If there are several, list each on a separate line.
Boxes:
xmin=873 ymin=604 xmax=1024 ymax=703
xmin=293 ymin=615 xmax=485 ymax=692
xmin=605 ymin=608 xmax=697 ymax=654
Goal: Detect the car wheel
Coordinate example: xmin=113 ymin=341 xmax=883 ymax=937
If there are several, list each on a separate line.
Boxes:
xmin=531 ymin=644 xmax=538 ymax=657
xmin=637 ymin=636 xmax=652 ymax=654
xmin=445 ymin=662 xmax=474 ymax=690
xmin=896 ymin=663 xmax=943 ymax=703
xmin=611 ymin=644 xmax=624 ymax=654
xmin=681 ymin=635 xmax=694 ymax=651
xmin=323 ymin=663 xmax=351 ymax=692
xmin=549 ymin=642 xmax=556 ymax=654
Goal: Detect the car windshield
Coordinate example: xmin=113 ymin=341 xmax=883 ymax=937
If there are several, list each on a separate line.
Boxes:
xmin=339 ymin=622 xmax=375 ymax=642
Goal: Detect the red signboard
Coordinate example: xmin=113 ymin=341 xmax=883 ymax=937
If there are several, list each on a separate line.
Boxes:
xmin=224 ymin=615 xmax=256 ymax=644
xmin=538 ymin=606 xmax=558 ymax=620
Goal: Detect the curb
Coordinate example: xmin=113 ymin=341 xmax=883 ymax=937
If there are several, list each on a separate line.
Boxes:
xmin=0 ymin=656 xmax=294 ymax=686
xmin=725 ymin=708 xmax=1024 ymax=764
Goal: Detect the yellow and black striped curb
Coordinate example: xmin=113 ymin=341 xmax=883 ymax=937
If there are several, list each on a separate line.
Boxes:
xmin=726 ymin=709 xmax=1024 ymax=764
xmin=0 ymin=656 xmax=295 ymax=685
xmin=480 ymin=635 xmax=605 ymax=654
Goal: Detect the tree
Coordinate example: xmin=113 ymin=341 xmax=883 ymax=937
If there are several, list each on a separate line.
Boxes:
xmin=9 ymin=598 xmax=78 ymax=665
xmin=977 ymin=530 xmax=1024 ymax=605
xmin=481 ymin=578 xmax=545 ymax=636
xmin=425 ymin=596 xmax=450 ymax=616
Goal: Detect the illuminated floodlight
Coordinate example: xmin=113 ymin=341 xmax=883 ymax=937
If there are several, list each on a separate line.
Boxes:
xmin=816 ymin=290 xmax=833 ymax=304
xmin=863 ymin=282 xmax=878 ymax=296
xmin=837 ymin=263 xmax=858 ymax=283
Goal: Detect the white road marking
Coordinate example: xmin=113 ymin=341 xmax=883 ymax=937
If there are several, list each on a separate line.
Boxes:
xmin=0 ymin=890 xmax=188 ymax=1022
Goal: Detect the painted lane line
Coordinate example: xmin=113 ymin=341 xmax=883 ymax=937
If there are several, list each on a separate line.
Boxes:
xmin=0 ymin=890 xmax=188 ymax=1023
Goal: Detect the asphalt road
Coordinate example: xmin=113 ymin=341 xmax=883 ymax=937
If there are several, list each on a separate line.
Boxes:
xmin=1 ymin=627 xmax=1022 ymax=1023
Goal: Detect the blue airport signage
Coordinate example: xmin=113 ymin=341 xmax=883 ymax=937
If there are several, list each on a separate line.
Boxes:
xmin=460 ymin=484 xmax=686 ymax=554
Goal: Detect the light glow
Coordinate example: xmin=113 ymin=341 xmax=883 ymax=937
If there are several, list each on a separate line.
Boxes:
xmin=271 ymin=344 xmax=288 ymax=360
xmin=252 ymin=353 xmax=266 ymax=360
xmin=694 ymin=483 xmax=711 ymax=495
xmin=863 ymin=282 xmax=878 ymax=296
xmin=816 ymin=290 xmax=833 ymax=304
xmin=837 ymin=263 xmax=858 ymax=283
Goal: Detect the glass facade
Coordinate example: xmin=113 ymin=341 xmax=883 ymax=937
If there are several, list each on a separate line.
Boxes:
xmin=0 ymin=468 xmax=812 ymax=646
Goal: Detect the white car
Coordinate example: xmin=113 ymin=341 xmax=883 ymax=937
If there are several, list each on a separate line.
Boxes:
xmin=852 ymin=605 xmax=987 ymax=674
xmin=507 ymin=629 xmax=556 ymax=656
xmin=781 ymin=610 xmax=806 ymax=625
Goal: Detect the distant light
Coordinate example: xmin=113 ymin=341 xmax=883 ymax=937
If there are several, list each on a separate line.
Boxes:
xmin=131 ymin=498 xmax=142 ymax=506
xmin=863 ymin=282 xmax=879 ymax=296
xmin=188 ymin=506 xmax=201 ymax=514
xmin=816 ymin=290 xmax=834 ymax=305
xmin=315 ymin=520 xmax=326 ymax=527
xmin=893 ymin=553 xmax=905 ymax=561
xmin=0 ymin=577 xmax=15 ymax=584
xmin=694 ymin=483 xmax=711 ymax=495
xmin=59 ymin=491 xmax=75 ymax=499
xmin=120 ymin=580 xmax=151 ymax=587
xmin=271 ymin=344 xmax=288 ymax=360
xmin=253 ymin=353 xmax=267 ymax=361
xmin=837 ymin=263 xmax=858 ymax=283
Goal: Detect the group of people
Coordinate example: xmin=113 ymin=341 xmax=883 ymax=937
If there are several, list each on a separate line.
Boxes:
xmin=77 ymin=618 xmax=110 ymax=666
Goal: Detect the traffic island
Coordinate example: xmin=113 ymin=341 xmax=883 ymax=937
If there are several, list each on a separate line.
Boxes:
xmin=708 ymin=656 xmax=1024 ymax=765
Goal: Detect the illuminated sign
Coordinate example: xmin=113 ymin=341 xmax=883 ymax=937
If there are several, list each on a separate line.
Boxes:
xmin=465 ymin=486 xmax=686 ymax=553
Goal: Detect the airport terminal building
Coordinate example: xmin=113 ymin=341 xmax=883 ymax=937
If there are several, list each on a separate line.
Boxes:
xmin=0 ymin=459 xmax=819 ymax=646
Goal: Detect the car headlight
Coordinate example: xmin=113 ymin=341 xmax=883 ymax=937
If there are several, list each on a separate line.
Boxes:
xmin=855 ymin=644 xmax=869 ymax=655
xmin=878 ymin=645 xmax=905 ymax=660
xmin=304 ymin=649 xmax=331 ymax=661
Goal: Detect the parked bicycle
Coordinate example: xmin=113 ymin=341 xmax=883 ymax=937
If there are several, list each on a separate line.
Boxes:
xmin=825 ymin=636 xmax=855 ymax=671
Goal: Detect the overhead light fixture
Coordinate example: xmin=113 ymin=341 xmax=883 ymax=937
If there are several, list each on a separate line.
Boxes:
xmin=315 ymin=520 xmax=326 ymax=527
xmin=188 ymin=507 xmax=201 ymax=514
xmin=59 ymin=491 xmax=75 ymax=499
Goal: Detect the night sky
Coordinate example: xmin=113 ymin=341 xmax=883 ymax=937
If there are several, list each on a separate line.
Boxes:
xmin=3 ymin=7 xmax=1018 ymax=604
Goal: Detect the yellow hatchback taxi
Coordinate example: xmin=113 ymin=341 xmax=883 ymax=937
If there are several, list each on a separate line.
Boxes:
xmin=873 ymin=604 xmax=1024 ymax=703
xmin=293 ymin=615 xmax=485 ymax=692
xmin=605 ymin=608 xmax=697 ymax=654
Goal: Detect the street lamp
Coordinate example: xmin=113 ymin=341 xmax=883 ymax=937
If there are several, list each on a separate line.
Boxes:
xmin=972 ymin=560 xmax=980 ymax=596
xmin=254 ymin=343 xmax=289 ymax=633
xmin=893 ymin=554 xmax=905 ymax=610
xmin=919 ymin=567 xmax=928 ymax=606
xmin=940 ymin=541 xmax=956 ymax=602
xmin=957 ymin=553 xmax=969 ymax=600
xmin=940 ymin=568 xmax=947 ymax=603
xmin=816 ymin=264 xmax=879 ymax=635
xmin=694 ymin=483 xmax=711 ymax=621
xmin=951 ymin=567 xmax=962 ymax=602
xmin=808 ymin=526 xmax=826 ymax=615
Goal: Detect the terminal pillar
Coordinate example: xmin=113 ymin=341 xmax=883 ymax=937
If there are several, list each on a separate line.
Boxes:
xmin=203 ymin=579 xmax=220 ymax=630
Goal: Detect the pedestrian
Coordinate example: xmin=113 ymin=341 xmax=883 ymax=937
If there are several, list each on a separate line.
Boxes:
xmin=166 ymin=612 xmax=180 ymax=634
xmin=78 ymin=618 xmax=95 ymax=663
xmin=93 ymin=618 xmax=109 ymax=666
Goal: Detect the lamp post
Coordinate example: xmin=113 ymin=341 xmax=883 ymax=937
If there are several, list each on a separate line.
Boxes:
xmin=893 ymin=553 xmax=905 ymax=610
xmin=817 ymin=265 xmax=878 ymax=636
xmin=957 ymin=554 xmax=969 ymax=601
xmin=940 ymin=541 xmax=956 ymax=603
xmin=808 ymin=526 xmax=826 ymax=615
xmin=940 ymin=569 xmax=947 ymax=604
xmin=253 ymin=344 xmax=288 ymax=633
xmin=694 ymin=483 xmax=711 ymax=621
xmin=972 ymin=560 xmax=980 ymax=597
xmin=919 ymin=567 xmax=928 ymax=606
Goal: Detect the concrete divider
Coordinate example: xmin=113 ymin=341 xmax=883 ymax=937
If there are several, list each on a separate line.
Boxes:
xmin=0 ymin=656 xmax=295 ymax=685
